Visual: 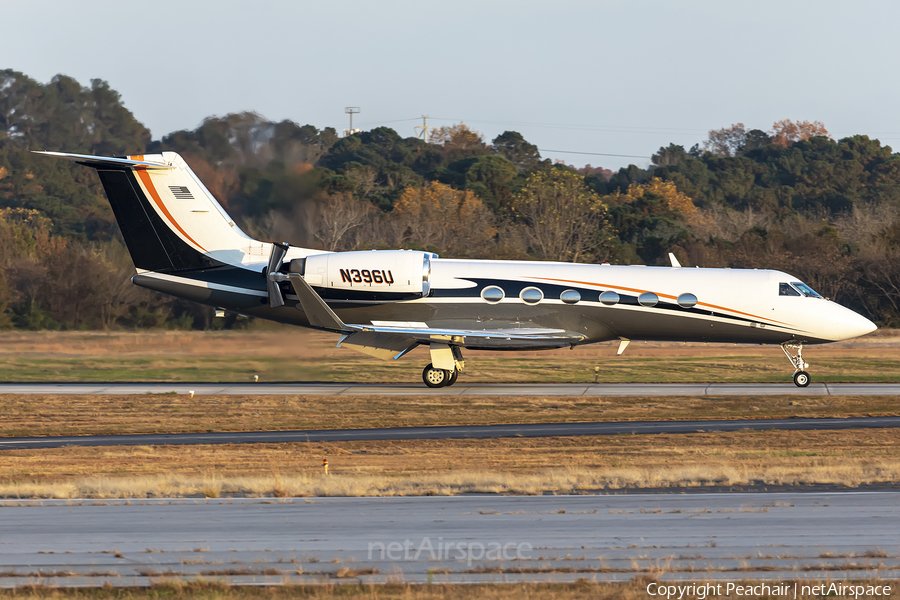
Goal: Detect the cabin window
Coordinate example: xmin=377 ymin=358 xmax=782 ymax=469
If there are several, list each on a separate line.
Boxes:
xmin=779 ymin=282 xmax=801 ymax=297
xmin=520 ymin=287 xmax=543 ymax=305
xmin=560 ymin=289 xmax=581 ymax=304
xmin=638 ymin=292 xmax=659 ymax=307
xmin=481 ymin=286 xmax=504 ymax=304
xmin=677 ymin=293 xmax=698 ymax=308
xmin=599 ymin=291 xmax=619 ymax=306
xmin=791 ymin=281 xmax=823 ymax=299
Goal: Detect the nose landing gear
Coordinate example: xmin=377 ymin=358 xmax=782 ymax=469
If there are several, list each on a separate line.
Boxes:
xmin=781 ymin=342 xmax=810 ymax=387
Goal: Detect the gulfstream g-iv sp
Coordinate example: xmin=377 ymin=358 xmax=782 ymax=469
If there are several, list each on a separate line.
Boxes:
xmin=36 ymin=151 xmax=877 ymax=387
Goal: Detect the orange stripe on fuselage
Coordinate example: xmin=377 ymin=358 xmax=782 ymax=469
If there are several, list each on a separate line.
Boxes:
xmin=134 ymin=168 xmax=207 ymax=252
xmin=532 ymin=276 xmax=789 ymax=326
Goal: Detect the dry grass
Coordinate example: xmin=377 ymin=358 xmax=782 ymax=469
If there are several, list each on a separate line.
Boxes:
xmin=2 ymin=580 xmax=899 ymax=600
xmin=2 ymin=429 xmax=899 ymax=498
xmin=1 ymin=393 xmax=898 ymax=437
xmin=0 ymin=328 xmax=896 ymax=383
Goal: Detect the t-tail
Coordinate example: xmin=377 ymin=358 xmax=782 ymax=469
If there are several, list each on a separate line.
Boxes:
xmin=33 ymin=151 xmax=264 ymax=272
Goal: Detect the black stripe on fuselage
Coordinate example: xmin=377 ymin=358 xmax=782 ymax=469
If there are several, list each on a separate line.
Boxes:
xmin=167 ymin=271 xmax=795 ymax=334
xmin=434 ymin=277 xmax=789 ymax=330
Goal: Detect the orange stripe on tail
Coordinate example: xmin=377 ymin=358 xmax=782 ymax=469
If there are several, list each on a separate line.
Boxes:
xmin=135 ymin=169 xmax=207 ymax=252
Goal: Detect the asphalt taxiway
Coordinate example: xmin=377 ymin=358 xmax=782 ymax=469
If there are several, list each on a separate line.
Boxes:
xmin=2 ymin=415 xmax=900 ymax=450
xmin=0 ymin=493 xmax=897 ymax=586
xmin=0 ymin=381 xmax=898 ymax=395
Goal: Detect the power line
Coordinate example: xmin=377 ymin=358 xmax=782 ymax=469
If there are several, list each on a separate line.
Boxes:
xmin=429 ymin=117 xmax=706 ymax=136
xmin=354 ymin=117 xmax=422 ymax=126
xmin=539 ymin=149 xmax=651 ymax=159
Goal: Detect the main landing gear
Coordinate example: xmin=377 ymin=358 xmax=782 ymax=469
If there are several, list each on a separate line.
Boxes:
xmin=422 ymin=345 xmax=464 ymax=388
xmin=422 ymin=363 xmax=460 ymax=388
xmin=781 ymin=342 xmax=810 ymax=387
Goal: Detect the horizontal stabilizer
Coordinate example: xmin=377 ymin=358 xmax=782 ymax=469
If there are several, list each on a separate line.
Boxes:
xmin=32 ymin=151 xmax=175 ymax=170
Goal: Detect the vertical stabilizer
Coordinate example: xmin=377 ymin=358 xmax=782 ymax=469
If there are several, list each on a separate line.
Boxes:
xmin=34 ymin=151 xmax=266 ymax=272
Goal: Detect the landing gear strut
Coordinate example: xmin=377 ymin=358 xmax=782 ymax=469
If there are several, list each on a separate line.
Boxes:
xmin=781 ymin=342 xmax=810 ymax=387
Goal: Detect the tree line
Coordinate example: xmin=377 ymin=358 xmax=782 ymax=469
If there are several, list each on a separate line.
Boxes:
xmin=1 ymin=69 xmax=898 ymax=328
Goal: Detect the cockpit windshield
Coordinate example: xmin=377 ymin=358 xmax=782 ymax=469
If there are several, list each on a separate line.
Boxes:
xmin=779 ymin=283 xmax=800 ymax=296
xmin=791 ymin=281 xmax=823 ymax=299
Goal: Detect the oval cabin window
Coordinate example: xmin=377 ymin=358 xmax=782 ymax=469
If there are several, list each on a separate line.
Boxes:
xmin=520 ymin=287 xmax=543 ymax=305
xmin=638 ymin=292 xmax=659 ymax=307
xmin=677 ymin=293 xmax=698 ymax=308
xmin=560 ymin=289 xmax=581 ymax=305
xmin=599 ymin=291 xmax=619 ymax=306
xmin=481 ymin=286 xmax=504 ymax=304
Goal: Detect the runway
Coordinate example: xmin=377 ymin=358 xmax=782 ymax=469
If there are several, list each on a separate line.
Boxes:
xmin=2 ymin=415 xmax=899 ymax=450
xmin=0 ymin=493 xmax=897 ymax=587
xmin=0 ymin=381 xmax=899 ymax=396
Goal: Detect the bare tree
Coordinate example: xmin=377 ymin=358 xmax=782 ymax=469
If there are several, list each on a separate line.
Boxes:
xmin=307 ymin=192 xmax=375 ymax=252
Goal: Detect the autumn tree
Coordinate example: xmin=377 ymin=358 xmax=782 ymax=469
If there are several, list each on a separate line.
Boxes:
xmin=430 ymin=123 xmax=489 ymax=162
xmin=704 ymin=123 xmax=748 ymax=157
xmin=770 ymin=119 xmax=829 ymax=147
xmin=606 ymin=177 xmax=698 ymax=216
xmin=510 ymin=169 xmax=610 ymax=262
xmin=430 ymin=123 xmax=484 ymax=150
xmin=390 ymin=182 xmax=496 ymax=256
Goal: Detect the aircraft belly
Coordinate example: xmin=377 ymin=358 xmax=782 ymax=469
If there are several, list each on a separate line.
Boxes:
xmin=606 ymin=308 xmax=800 ymax=344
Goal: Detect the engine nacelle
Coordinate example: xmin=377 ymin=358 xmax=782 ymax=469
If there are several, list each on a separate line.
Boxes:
xmin=296 ymin=250 xmax=434 ymax=297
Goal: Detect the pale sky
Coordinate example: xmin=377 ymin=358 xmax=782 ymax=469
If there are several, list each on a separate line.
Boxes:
xmin=4 ymin=0 xmax=900 ymax=170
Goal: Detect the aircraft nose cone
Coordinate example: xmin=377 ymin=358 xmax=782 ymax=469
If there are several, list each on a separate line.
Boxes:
xmin=837 ymin=308 xmax=877 ymax=340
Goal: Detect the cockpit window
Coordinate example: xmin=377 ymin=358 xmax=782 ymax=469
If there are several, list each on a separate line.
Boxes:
xmin=779 ymin=282 xmax=801 ymax=296
xmin=791 ymin=281 xmax=823 ymax=299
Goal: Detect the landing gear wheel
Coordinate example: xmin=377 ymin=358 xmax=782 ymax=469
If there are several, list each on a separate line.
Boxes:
xmin=782 ymin=343 xmax=811 ymax=388
xmin=793 ymin=370 xmax=810 ymax=387
xmin=445 ymin=369 xmax=459 ymax=387
xmin=423 ymin=363 xmax=449 ymax=388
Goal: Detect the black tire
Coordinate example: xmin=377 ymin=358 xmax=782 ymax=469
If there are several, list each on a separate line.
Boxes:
xmin=444 ymin=369 xmax=459 ymax=387
xmin=793 ymin=370 xmax=810 ymax=387
xmin=423 ymin=363 xmax=448 ymax=388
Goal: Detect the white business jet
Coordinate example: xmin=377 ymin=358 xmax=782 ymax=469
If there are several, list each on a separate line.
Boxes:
xmin=36 ymin=151 xmax=877 ymax=387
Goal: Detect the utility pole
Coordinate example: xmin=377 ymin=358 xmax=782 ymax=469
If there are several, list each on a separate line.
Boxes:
xmin=344 ymin=107 xmax=360 ymax=137
xmin=414 ymin=115 xmax=435 ymax=143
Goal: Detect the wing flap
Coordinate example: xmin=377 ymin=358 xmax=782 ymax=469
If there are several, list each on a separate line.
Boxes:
xmin=337 ymin=331 xmax=418 ymax=360
xmin=346 ymin=324 xmax=583 ymax=344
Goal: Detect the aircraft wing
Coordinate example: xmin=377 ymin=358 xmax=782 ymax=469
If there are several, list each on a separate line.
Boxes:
xmin=288 ymin=273 xmax=584 ymax=359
